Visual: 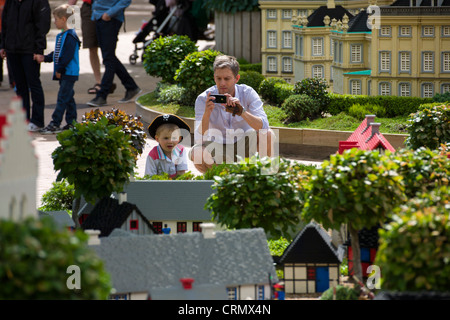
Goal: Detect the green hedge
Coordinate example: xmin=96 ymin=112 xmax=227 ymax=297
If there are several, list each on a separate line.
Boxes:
xmin=327 ymin=94 xmax=432 ymax=118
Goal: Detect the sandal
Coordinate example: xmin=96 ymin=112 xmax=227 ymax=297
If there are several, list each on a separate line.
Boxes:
xmin=88 ymin=83 xmax=101 ymax=94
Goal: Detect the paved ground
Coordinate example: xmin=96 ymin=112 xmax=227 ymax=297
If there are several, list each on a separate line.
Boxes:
xmin=0 ymin=0 xmax=321 ymax=207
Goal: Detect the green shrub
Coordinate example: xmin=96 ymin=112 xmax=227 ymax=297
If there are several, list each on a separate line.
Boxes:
xmin=281 ymin=94 xmax=319 ymax=123
xmin=375 ymin=186 xmax=450 ymax=292
xmin=259 ymin=77 xmax=288 ymax=105
xmin=348 ymin=103 xmax=387 ymax=120
xmin=156 ymin=84 xmax=186 ymax=104
xmin=405 ymin=103 xmax=450 ymax=150
xmin=82 ymin=108 xmax=147 ymax=162
xmin=238 ymin=70 xmax=265 ymax=93
xmin=203 ymin=0 xmax=260 ymax=13
xmin=387 ymin=146 xmax=450 ymax=198
xmin=174 ymin=49 xmax=222 ymax=100
xmin=240 ymin=62 xmax=262 ymax=73
xmin=0 ymin=217 xmax=111 ymax=299
xmin=320 ymin=285 xmax=360 ymax=300
xmin=433 ymin=91 xmax=450 ymax=103
xmin=143 ymin=35 xmax=198 ymax=83
xmin=274 ymin=82 xmax=295 ymax=106
xmin=39 ymin=179 xmax=74 ymax=212
xmin=293 ymin=78 xmax=330 ymax=112
xmin=205 ymin=156 xmax=312 ymax=240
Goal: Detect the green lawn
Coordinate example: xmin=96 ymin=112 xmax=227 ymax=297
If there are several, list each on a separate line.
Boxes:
xmin=137 ymin=92 xmax=410 ymax=134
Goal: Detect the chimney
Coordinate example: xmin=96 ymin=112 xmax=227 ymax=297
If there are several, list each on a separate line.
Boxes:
xmin=362 ymin=115 xmax=376 ymax=134
xmin=200 ymin=223 xmax=216 ymax=239
xmin=180 ymin=278 xmax=194 ymax=290
xmin=118 ymin=192 xmax=127 ymax=204
xmin=370 ymin=123 xmax=381 ymax=135
xmin=327 ymin=0 xmax=336 ymax=9
xmin=85 ymin=229 xmax=101 ymax=245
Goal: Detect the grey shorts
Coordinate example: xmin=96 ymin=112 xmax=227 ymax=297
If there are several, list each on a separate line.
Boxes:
xmin=189 ymin=131 xmax=258 ymax=164
xmin=80 ymin=2 xmax=98 ymax=49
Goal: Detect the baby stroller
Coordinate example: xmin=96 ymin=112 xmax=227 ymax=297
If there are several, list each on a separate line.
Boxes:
xmin=129 ymin=0 xmax=211 ymax=65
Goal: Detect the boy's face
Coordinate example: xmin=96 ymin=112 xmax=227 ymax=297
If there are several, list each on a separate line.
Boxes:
xmin=54 ymin=15 xmax=67 ymax=30
xmin=155 ymin=128 xmax=181 ymax=155
xmin=214 ymin=67 xmax=240 ymax=96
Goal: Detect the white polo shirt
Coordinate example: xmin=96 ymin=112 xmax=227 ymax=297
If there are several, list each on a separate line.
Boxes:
xmin=145 ymin=144 xmax=188 ymax=178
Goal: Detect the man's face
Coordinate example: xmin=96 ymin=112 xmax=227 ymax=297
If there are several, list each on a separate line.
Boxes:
xmin=213 ymin=67 xmax=240 ymax=96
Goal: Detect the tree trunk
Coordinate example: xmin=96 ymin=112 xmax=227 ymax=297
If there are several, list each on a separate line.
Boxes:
xmin=72 ymin=197 xmax=81 ymax=229
xmin=349 ymin=224 xmax=362 ymax=291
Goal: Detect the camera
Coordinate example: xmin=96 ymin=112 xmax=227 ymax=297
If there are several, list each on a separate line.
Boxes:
xmin=211 ymin=94 xmax=227 ymax=104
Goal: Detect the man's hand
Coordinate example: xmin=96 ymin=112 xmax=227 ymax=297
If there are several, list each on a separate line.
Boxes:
xmin=0 ymin=49 xmax=6 ymax=59
xmin=102 ymin=13 xmax=111 ymax=21
xmin=225 ymin=100 xmax=244 ymax=116
xmin=55 ymin=72 xmax=61 ymax=79
xmin=33 ymin=54 xmax=44 ymax=63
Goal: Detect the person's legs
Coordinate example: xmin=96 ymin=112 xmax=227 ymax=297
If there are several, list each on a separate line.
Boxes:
xmin=89 ymin=47 xmax=102 ymax=85
xmin=51 ymin=79 xmax=76 ymax=127
xmin=7 ymin=53 xmax=31 ymax=121
xmin=22 ymin=54 xmax=45 ymax=127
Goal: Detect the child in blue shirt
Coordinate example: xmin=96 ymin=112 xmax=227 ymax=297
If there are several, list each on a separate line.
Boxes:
xmin=35 ymin=4 xmax=81 ymax=134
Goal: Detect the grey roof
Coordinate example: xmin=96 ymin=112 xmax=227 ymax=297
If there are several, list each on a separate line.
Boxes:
xmin=91 ymin=228 xmax=278 ymax=294
xmin=280 ymin=222 xmax=345 ymax=264
xmin=122 ymin=180 xmax=215 ymax=221
xmin=150 ymin=283 xmax=227 ymax=300
xmin=38 ymin=210 xmax=75 ymax=229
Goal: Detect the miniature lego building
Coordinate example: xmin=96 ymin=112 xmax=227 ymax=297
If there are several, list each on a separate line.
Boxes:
xmin=279 ymin=222 xmax=345 ymax=294
xmin=338 ymin=114 xmax=396 ymax=153
xmin=89 ymin=224 xmax=278 ymax=300
xmin=0 ymin=97 xmax=38 ymax=221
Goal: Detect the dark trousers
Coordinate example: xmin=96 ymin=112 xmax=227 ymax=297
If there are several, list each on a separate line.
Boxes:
xmin=51 ymin=79 xmax=77 ymax=127
xmin=7 ymin=53 xmax=45 ymax=127
xmin=95 ymin=18 xmax=138 ymax=99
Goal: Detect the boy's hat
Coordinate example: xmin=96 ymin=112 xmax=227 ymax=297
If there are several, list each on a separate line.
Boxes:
xmin=147 ymin=114 xmax=191 ymax=139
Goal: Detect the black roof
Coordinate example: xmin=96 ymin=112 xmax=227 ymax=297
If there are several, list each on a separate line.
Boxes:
xmin=307 ymin=5 xmax=354 ymax=27
xmin=279 ymin=223 xmax=344 ymax=264
xmin=348 ymin=10 xmax=371 ymax=32
xmin=344 ymin=225 xmax=380 ymax=248
xmin=81 ymin=197 xmax=156 ymax=237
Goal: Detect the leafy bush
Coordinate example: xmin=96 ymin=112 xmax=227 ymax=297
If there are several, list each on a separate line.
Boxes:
xmin=281 ymin=94 xmax=319 ymax=123
xmin=405 ymin=103 xmax=450 ymax=150
xmin=293 ymin=77 xmax=330 ymax=113
xmin=174 ymin=49 xmax=222 ymax=103
xmin=240 ymin=62 xmax=262 ymax=73
xmin=82 ymin=108 xmax=147 ymax=161
xmin=348 ymin=103 xmax=387 ymax=120
xmin=39 ymin=179 xmax=74 ymax=212
xmin=203 ymin=0 xmax=260 ymax=13
xmin=387 ymin=145 xmax=450 ymax=198
xmin=320 ymin=285 xmax=360 ymax=300
xmin=205 ymin=156 xmax=312 ymax=240
xmin=0 ymin=217 xmax=111 ymax=299
xmin=156 ymin=84 xmax=186 ymax=104
xmin=238 ymin=70 xmax=265 ymax=93
xmin=52 ymin=117 xmax=136 ymax=205
xmin=375 ymin=186 xmax=450 ymax=292
xmin=433 ymin=91 xmax=450 ymax=103
xmin=259 ymin=77 xmax=289 ymax=105
xmin=143 ymin=35 xmax=198 ymax=83
xmin=328 ymin=94 xmax=432 ymax=117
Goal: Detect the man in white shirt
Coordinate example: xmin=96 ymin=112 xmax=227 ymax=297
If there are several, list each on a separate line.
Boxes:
xmin=190 ymin=55 xmax=274 ymax=173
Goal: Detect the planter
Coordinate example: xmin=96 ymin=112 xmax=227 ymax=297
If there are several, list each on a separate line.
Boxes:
xmin=135 ymin=98 xmax=408 ymax=161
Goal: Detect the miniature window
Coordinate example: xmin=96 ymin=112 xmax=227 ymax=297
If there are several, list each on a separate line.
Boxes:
xmin=422 ymin=26 xmax=434 ymax=37
xmin=399 ymin=83 xmax=411 ymax=97
xmin=282 ymin=9 xmax=292 ymax=19
xmin=312 ymin=38 xmax=323 ymax=56
xmin=297 ymin=9 xmax=308 ymax=17
xmin=130 ymin=219 xmax=139 ymax=230
xmin=380 ymin=26 xmax=391 ymax=37
xmin=399 ymin=26 xmax=411 ymax=37
xmin=307 ymin=267 xmax=316 ymax=280
xmin=379 ymin=82 xmax=391 ymax=96
xmin=422 ymin=83 xmax=434 ymax=98
xmin=312 ymin=65 xmax=324 ymax=78
xmin=350 ymin=80 xmax=361 ymax=95
xmin=282 ymin=57 xmax=292 ymax=73
xmin=257 ymin=286 xmax=265 ymax=300
xmin=442 ymin=52 xmax=450 ymax=72
xmin=422 ymin=52 xmax=434 ymax=72
xmin=267 ymin=56 xmax=277 ymax=72
xmin=227 ymin=287 xmax=237 ymax=300
xmin=177 ymin=222 xmax=187 ymax=233
xmin=267 ymin=31 xmax=277 ymax=48
xmin=192 ymin=222 xmax=202 ymax=232
xmin=399 ymin=52 xmax=411 ymax=73
xmin=350 ymin=45 xmax=362 ymax=63
xmin=379 ymin=51 xmax=390 ymax=72
xmin=267 ymin=9 xmax=277 ymax=19
xmin=153 ymin=222 xmax=162 ymax=234
xmin=442 ymin=26 xmax=450 ymax=37
xmin=282 ymin=31 xmax=292 ymax=48
xmin=442 ymin=83 xmax=450 ymax=93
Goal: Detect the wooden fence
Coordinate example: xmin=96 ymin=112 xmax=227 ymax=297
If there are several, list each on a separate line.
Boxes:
xmin=214 ymin=10 xmax=261 ymax=64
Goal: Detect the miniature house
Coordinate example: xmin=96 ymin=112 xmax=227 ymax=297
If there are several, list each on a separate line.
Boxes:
xmin=81 ymin=196 xmax=157 ymax=237
xmin=339 ymin=115 xmax=396 ymax=154
xmin=344 ymin=225 xmax=379 ymax=279
xmin=90 ymin=225 xmax=278 ymax=300
xmin=0 ymin=97 xmax=38 ymax=221
xmin=279 ymin=222 xmax=345 ymax=294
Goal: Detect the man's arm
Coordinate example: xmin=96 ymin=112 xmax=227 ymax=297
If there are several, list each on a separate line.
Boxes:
xmin=33 ymin=0 xmax=51 ymax=55
xmin=105 ymin=0 xmax=131 ymax=19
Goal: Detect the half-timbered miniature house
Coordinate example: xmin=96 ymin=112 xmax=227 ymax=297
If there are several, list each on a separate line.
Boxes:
xmin=279 ymin=222 xmax=345 ymax=294
xmin=81 ymin=197 xmax=156 ymax=237
xmin=339 ymin=115 xmax=396 ymax=154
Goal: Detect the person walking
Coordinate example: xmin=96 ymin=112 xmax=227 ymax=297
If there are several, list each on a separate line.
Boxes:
xmin=0 ymin=0 xmax=51 ymax=131
xmin=87 ymin=0 xmax=141 ymax=107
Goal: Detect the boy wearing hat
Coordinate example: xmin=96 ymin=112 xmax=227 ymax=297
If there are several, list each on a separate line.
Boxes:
xmin=145 ymin=114 xmax=191 ymax=178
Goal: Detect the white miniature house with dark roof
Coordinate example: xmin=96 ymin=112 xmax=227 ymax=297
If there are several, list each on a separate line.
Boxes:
xmin=279 ymin=222 xmax=345 ymax=294
xmin=0 ymin=97 xmax=38 ymax=221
